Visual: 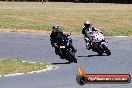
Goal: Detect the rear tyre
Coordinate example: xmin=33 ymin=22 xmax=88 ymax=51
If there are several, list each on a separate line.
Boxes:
xmin=94 ymin=47 xmax=103 ymax=56
xmin=97 ymin=51 xmax=103 ymax=56
xmin=67 ymin=59 xmax=73 ymax=63
xmin=59 ymin=55 xmax=64 ymax=59
xmin=92 ymin=44 xmax=103 ymax=56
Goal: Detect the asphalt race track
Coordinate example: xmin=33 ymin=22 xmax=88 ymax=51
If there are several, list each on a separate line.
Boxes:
xmin=0 ymin=32 xmax=132 ymax=88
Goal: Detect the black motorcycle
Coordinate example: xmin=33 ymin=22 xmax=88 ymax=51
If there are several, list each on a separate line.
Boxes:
xmin=55 ymin=34 xmax=77 ymax=63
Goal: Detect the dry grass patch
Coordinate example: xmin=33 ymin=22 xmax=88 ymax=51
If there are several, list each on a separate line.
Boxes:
xmin=0 ymin=2 xmax=132 ymax=35
xmin=0 ymin=58 xmax=49 ymax=76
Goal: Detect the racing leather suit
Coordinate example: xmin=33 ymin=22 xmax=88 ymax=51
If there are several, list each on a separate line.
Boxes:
xmin=82 ymin=27 xmax=99 ymax=50
xmin=50 ymin=31 xmax=76 ymax=57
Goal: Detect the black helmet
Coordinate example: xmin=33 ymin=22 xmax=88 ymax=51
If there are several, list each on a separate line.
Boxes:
xmin=52 ymin=25 xmax=59 ymax=33
xmin=84 ymin=21 xmax=91 ymax=28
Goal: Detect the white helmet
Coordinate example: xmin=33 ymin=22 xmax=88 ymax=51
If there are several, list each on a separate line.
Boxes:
xmin=84 ymin=21 xmax=91 ymax=28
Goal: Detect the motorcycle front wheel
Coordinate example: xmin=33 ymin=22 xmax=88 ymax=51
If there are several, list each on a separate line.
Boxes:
xmin=67 ymin=50 xmax=77 ymax=63
xmin=102 ymin=44 xmax=111 ymax=56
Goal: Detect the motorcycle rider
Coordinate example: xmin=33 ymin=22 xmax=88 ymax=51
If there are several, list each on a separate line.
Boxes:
xmin=50 ymin=25 xmax=77 ymax=59
xmin=82 ymin=21 xmax=101 ymax=50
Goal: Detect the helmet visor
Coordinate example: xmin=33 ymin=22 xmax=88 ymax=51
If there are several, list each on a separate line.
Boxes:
xmin=53 ymin=28 xmax=58 ymax=32
xmin=85 ymin=24 xmax=90 ymax=28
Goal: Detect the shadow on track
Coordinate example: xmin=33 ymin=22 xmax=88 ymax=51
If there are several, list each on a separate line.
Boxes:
xmin=51 ymin=62 xmax=71 ymax=65
xmin=78 ymin=54 xmax=107 ymax=57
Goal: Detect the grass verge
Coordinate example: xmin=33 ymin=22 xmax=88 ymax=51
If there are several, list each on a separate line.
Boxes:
xmin=0 ymin=2 xmax=132 ymax=36
xmin=0 ymin=58 xmax=49 ymax=77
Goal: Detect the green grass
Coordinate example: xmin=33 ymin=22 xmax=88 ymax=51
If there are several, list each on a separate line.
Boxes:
xmin=0 ymin=58 xmax=49 ymax=76
xmin=0 ymin=2 xmax=132 ymax=36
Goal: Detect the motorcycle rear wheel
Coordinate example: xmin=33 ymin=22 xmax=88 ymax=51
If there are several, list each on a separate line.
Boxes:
xmin=93 ymin=47 xmax=103 ymax=56
xmin=97 ymin=51 xmax=103 ymax=56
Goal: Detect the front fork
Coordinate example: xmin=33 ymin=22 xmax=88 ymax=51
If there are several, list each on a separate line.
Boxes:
xmin=91 ymin=42 xmax=105 ymax=53
xmin=100 ymin=41 xmax=108 ymax=49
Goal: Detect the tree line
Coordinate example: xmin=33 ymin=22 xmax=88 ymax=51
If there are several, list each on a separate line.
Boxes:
xmin=0 ymin=0 xmax=132 ymax=4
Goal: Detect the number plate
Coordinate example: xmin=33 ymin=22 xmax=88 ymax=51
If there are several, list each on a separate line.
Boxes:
xmin=60 ymin=46 xmax=65 ymax=48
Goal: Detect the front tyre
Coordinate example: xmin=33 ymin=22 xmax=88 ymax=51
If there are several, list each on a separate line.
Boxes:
xmin=102 ymin=44 xmax=111 ymax=56
xmin=68 ymin=50 xmax=77 ymax=63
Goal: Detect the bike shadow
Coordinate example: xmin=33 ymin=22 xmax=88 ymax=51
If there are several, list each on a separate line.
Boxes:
xmin=51 ymin=62 xmax=71 ymax=65
xmin=78 ymin=54 xmax=107 ymax=57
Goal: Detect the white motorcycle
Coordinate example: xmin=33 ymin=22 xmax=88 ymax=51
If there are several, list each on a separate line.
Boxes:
xmin=85 ymin=31 xmax=111 ymax=56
